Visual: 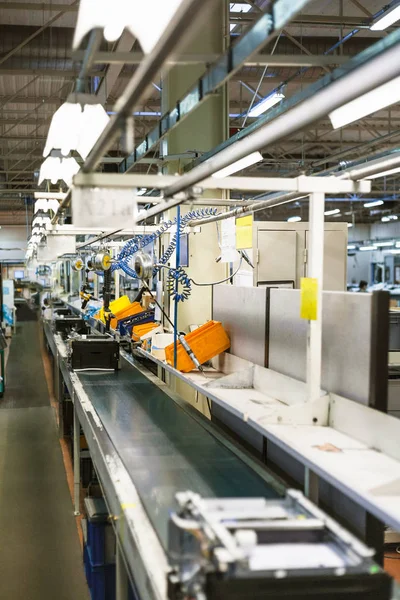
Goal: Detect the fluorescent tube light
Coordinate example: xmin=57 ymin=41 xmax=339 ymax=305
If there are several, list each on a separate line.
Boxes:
xmin=366 ymin=166 xmax=400 ymax=180
xmin=230 ymin=3 xmax=252 ymax=13
xmin=347 ymin=245 xmax=356 ymax=250
xmin=370 ymin=2 xmax=400 ymax=30
xmin=248 ymin=92 xmax=285 ymax=118
xmin=329 ymin=75 xmax=400 ymax=129
xmin=212 ymin=151 xmax=263 ymax=178
xmin=287 ymin=216 xmax=302 ymax=222
xmin=363 ymin=200 xmax=384 ymax=208
xmin=375 ymin=241 xmax=394 ymax=247
xmin=324 ymin=208 xmax=340 ymax=216
xmin=388 ymin=249 xmax=400 ymax=254
xmin=359 ymin=245 xmax=378 ymax=251
xmin=390 ymin=215 xmax=399 ymax=220
xmin=382 ymin=216 xmax=390 ymax=222
xmin=347 ymin=223 xmax=353 ymax=227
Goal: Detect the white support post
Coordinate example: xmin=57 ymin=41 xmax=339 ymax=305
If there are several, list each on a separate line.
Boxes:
xmin=306 ymin=192 xmax=325 ymax=402
xmin=73 ymin=402 xmax=81 ymax=516
xmin=114 ymin=267 xmax=120 ymax=300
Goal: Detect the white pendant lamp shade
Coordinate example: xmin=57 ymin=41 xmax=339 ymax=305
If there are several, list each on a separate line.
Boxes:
xmin=34 ymin=199 xmax=60 ymax=215
xmin=73 ymin=0 xmax=185 ymax=54
xmin=39 ymin=156 xmax=80 ymax=186
xmin=43 ymin=97 xmax=109 ymax=160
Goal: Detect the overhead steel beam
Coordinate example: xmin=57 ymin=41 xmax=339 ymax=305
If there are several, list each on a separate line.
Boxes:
xmin=186 ymin=28 xmax=400 ymax=175
xmin=116 ymin=0 xmax=314 ymax=174
xmin=0 ymin=0 xmax=79 ymax=67
xmin=0 ymin=68 xmax=98 ymax=77
xmin=136 ymin=29 xmax=400 ymax=220
xmin=73 ymin=50 xmax=351 ymax=67
xmin=0 ymin=2 xmax=78 ymax=10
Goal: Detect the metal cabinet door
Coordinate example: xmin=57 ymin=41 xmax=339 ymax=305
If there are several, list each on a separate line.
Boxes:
xmin=255 ymin=230 xmax=303 ymax=286
xmin=306 ymin=229 xmax=347 ymax=291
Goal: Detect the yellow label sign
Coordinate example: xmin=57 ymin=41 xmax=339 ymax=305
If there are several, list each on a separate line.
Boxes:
xmin=300 ymin=277 xmax=318 ymax=320
xmin=236 ymin=215 xmax=253 ymax=249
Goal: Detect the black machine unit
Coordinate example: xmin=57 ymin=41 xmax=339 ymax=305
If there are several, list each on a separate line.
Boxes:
xmin=168 ymin=491 xmax=392 ymax=600
xmin=54 ymin=317 xmax=90 ymax=338
xmin=54 ymin=308 xmax=73 ymax=316
xmin=70 ymin=335 xmax=120 ymax=371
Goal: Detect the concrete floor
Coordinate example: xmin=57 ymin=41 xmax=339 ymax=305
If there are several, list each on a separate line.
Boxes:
xmin=0 ymin=304 xmax=89 ymax=599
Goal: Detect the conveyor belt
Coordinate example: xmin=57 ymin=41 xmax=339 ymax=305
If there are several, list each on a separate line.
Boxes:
xmin=77 ymin=361 xmax=279 ymax=550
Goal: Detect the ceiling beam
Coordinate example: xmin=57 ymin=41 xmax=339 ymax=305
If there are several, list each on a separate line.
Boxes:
xmin=72 ymin=50 xmax=351 ymax=68
xmin=0 ymin=0 xmax=79 ymax=67
xmin=0 ymin=2 xmax=78 ymax=10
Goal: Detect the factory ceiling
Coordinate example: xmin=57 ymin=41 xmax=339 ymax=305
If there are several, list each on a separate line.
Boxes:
xmin=0 ymin=0 xmax=399 ymax=225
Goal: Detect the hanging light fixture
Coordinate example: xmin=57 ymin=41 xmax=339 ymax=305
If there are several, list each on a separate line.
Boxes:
xmin=73 ymin=0 xmax=185 ymax=54
xmin=248 ymin=91 xmax=285 ymax=118
xmin=34 ymin=199 xmax=59 ymax=215
xmin=43 ymin=93 xmax=110 ymax=161
xmin=212 ymin=151 xmax=263 ymax=178
xmin=370 ymin=1 xmax=400 ymax=30
xmin=38 ymin=153 xmax=80 ymax=187
xmin=329 ymin=75 xmax=400 ymax=129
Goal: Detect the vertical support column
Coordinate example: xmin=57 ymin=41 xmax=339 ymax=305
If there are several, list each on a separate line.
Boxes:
xmin=73 ymin=400 xmax=81 ymax=516
xmin=306 ymin=192 xmax=325 ymax=403
xmin=114 ymin=265 xmax=120 ymax=300
xmin=116 ymin=541 xmax=129 ymax=600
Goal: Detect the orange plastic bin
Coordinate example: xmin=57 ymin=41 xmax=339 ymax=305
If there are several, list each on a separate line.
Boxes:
xmin=165 ymin=321 xmax=230 ymax=372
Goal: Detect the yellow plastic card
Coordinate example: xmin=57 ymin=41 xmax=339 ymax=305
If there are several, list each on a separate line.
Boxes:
xmin=236 ymin=215 xmax=253 ymax=249
xmin=300 ymin=277 xmax=318 ymax=320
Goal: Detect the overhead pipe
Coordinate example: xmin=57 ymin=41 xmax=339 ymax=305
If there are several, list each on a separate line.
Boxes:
xmin=138 ymin=32 xmax=400 ymax=222
xmin=82 ymin=0 xmax=215 ymax=174
xmin=188 ymin=192 xmax=299 ymax=227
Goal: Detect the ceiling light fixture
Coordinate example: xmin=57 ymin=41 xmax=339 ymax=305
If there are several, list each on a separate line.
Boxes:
xmin=363 ymin=200 xmax=384 ymax=208
xmin=359 ymin=245 xmax=378 ymax=251
xmin=375 ymin=240 xmax=395 ymax=247
xmin=38 ymin=155 xmax=80 ymax=187
xmin=366 ymin=166 xmax=400 ymax=180
xmin=43 ymin=94 xmax=110 ymax=160
xmin=324 ymin=208 xmax=341 ymax=216
xmin=370 ymin=1 xmax=400 ymax=30
xmin=347 ymin=244 xmax=356 ymax=250
xmin=347 ymin=223 xmax=353 ymax=228
xmin=73 ymin=0 xmax=185 ymax=54
xmin=212 ymin=151 xmax=263 ymax=178
xmin=248 ymin=92 xmax=285 ymax=118
xmin=287 ymin=216 xmax=302 ymax=222
xmin=329 ymin=75 xmax=400 ymax=129
xmin=382 ymin=216 xmax=391 ymax=222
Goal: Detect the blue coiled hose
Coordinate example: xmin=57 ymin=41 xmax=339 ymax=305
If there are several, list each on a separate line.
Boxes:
xmin=112 ymin=209 xmax=218 ymax=299
xmin=166 ymin=266 xmax=192 ymax=303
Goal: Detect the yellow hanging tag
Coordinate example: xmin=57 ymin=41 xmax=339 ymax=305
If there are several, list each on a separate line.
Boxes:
xmin=300 ymin=277 xmax=318 ymax=320
xmin=236 ymin=215 xmax=253 ymax=249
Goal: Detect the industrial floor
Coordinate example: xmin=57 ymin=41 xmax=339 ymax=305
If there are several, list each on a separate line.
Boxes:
xmin=0 ymin=303 xmax=89 ymax=599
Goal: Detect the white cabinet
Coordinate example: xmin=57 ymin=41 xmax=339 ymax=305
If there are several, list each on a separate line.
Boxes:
xmin=253 ymin=222 xmax=347 ymax=290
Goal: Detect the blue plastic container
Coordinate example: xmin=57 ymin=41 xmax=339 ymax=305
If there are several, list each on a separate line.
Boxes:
xmin=87 ymin=519 xmax=106 ymax=566
xmin=84 ymin=544 xmax=116 ymax=600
